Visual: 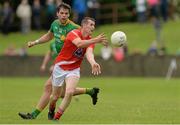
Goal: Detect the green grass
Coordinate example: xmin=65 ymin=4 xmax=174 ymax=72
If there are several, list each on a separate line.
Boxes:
xmin=0 ymin=77 xmax=180 ymax=124
xmin=0 ymin=21 xmax=180 ymax=55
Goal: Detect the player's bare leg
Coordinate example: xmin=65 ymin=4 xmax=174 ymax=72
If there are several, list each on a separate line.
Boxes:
xmin=18 ymin=78 xmax=99 ymax=119
xmin=18 ymin=77 xmax=52 ymax=119
xmin=61 ymin=87 xmax=100 ymax=105
xmin=53 ymin=76 xmax=79 ymax=120
xmin=36 ymin=77 xmax=52 ymax=110
xmin=48 ymin=85 xmax=63 ymax=120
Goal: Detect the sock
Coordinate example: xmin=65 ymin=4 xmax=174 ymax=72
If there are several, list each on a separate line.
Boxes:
xmin=49 ymin=101 xmax=56 ymax=113
xmin=54 ymin=108 xmax=64 ymax=120
xmin=31 ymin=109 xmax=41 ymax=118
xmin=49 ymin=99 xmax=57 ymax=113
xmin=85 ymin=88 xmax=94 ymax=96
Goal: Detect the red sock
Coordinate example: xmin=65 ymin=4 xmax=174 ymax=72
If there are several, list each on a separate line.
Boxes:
xmin=49 ymin=101 xmax=56 ymax=113
xmin=54 ymin=108 xmax=64 ymax=120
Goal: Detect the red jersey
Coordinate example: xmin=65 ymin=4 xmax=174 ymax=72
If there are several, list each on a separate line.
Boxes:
xmin=54 ymin=29 xmax=95 ymax=70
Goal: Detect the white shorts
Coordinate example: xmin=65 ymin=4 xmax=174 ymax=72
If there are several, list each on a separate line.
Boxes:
xmin=52 ymin=64 xmax=80 ymax=87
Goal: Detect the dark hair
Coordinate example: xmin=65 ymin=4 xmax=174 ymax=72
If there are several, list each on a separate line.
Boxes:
xmin=56 ymin=2 xmax=71 ymax=13
xmin=81 ymin=17 xmax=95 ymax=26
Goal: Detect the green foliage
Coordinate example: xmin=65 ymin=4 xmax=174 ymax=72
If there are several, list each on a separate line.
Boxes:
xmin=0 ymin=21 xmax=180 ymax=55
xmin=0 ymin=77 xmax=180 ymax=123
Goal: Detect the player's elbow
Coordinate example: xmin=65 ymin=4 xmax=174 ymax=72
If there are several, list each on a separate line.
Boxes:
xmin=76 ymin=42 xmax=85 ymax=48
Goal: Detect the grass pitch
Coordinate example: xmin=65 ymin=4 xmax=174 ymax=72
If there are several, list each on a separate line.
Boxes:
xmin=0 ymin=77 xmax=180 ymax=124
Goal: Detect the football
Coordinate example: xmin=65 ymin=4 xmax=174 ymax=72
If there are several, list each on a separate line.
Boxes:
xmin=111 ymin=31 xmax=127 ymax=47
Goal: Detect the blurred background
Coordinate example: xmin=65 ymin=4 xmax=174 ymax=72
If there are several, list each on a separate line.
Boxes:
xmin=0 ymin=0 xmax=180 ymax=77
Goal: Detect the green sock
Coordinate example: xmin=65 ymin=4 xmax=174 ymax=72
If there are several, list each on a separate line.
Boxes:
xmin=86 ymin=88 xmax=94 ymax=96
xmin=31 ymin=109 xmax=41 ymax=118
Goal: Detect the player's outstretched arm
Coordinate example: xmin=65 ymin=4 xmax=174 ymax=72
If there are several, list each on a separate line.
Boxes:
xmin=72 ymin=33 xmax=108 ymax=48
xmin=86 ymin=47 xmax=101 ymax=75
xmin=27 ymin=31 xmax=54 ymax=48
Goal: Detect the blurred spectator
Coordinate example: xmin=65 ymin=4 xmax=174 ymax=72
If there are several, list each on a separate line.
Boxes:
xmin=147 ymin=41 xmax=158 ymax=56
xmin=55 ymin=0 xmax=62 ymax=6
xmin=32 ymin=0 xmax=42 ymax=30
xmin=72 ymin=0 xmax=88 ymax=25
xmin=123 ymin=43 xmax=129 ymax=56
xmin=147 ymin=0 xmax=164 ymax=48
xmin=1 ymin=1 xmax=13 ymax=35
xmin=169 ymin=0 xmax=180 ymax=20
xmin=112 ymin=47 xmax=125 ymax=62
xmin=136 ymin=0 xmax=147 ymax=23
xmin=87 ymin=0 xmax=100 ymax=26
xmin=3 ymin=44 xmax=18 ymax=56
xmin=175 ymin=0 xmax=180 ymax=19
xmin=18 ymin=45 xmax=28 ymax=57
xmin=45 ymin=0 xmax=56 ymax=29
xmin=160 ymin=0 xmax=169 ymax=22
xmin=158 ymin=45 xmax=167 ymax=56
xmin=16 ymin=0 xmax=32 ymax=34
xmin=101 ymin=46 xmax=112 ymax=60
xmin=0 ymin=3 xmax=2 ymax=18
xmin=127 ymin=0 xmax=136 ymax=22
xmin=147 ymin=0 xmax=160 ymax=19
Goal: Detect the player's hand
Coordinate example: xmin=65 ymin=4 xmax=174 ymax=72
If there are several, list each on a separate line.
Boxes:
xmin=96 ymin=33 xmax=108 ymax=46
xmin=49 ymin=65 xmax=54 ymax=73
xmin=91 ymin=62 xmax=101 ymax=75
xmin=101 ymin=39 xmax=108 ymax=47
xmin=27 ymin=41 xmax=36 ymax=48
xmin=40 ymin=65 xmax=46 ymax=72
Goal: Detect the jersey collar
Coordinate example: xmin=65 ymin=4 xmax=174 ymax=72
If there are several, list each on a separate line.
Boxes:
xmin=60 ymin=19 xmax=70 ymax=26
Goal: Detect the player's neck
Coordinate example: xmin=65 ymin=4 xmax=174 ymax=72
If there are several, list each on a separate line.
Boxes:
xmin=60 ymin=19 xmax=69 ymax=25
xmin=81 ymin=29 xmax=89 ymax=38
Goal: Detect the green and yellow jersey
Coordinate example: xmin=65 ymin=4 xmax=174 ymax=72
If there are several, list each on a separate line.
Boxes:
xmin=50 ymin=19 xmax=80 ymax=54
xmin=50 ymin=42 xmax=58 ymax=60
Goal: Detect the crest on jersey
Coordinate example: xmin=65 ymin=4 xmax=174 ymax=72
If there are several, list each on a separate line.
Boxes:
xmin=74 ymin=48 xmax=84 ymax=58
xmin=60 ymin=35 xmax=65 ymax=41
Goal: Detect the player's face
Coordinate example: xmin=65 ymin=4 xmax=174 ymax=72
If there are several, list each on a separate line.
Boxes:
xmin=84 ymin=20 xmax=95 ymax=35
xmin=57 ymin=8 xmax=70 ymax=24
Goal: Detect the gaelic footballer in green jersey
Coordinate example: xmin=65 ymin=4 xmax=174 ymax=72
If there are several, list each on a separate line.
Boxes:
xmin=50 ymin=19 xmax=80 ymax=53
xmin=50 ymin=42 xmax=58 ymax=60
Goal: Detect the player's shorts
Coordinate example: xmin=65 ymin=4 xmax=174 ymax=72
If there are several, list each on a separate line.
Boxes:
xmin=52 ymin=64 xmax=80 ymax=87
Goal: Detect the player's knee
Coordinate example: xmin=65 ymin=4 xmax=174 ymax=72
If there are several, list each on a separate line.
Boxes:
xmin=44 ymin=81 xmax=52 ymax=94
xmin=65 ymin=88 xmax=75 ymax=97
xmin=52 ymin=95 xmax=59 ymax=101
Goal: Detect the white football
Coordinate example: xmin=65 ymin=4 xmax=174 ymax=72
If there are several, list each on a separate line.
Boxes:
xmin=111 ymin=31 xmax=127 ymax=47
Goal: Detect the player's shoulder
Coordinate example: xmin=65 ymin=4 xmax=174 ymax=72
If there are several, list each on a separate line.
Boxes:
xmin=69 ymin=29 xmax=80 ymax=36
xmin=51 ymin=19 xmax=59 ymax=25
xmin=66 ymin=29 xmax=80 ymax=39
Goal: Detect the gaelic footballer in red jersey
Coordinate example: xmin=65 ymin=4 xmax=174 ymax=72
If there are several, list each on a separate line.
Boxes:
xmin=50 ymin=17 xmax=108 ymax=120
xmin=54 ymin=29 xmax=95 ymax=70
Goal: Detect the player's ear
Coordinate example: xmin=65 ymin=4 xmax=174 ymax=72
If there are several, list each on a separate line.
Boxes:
xmin=56 ymin=11 xmax=59 ymax=17
xmin=67 ymin=13 xmax=70 ymax=18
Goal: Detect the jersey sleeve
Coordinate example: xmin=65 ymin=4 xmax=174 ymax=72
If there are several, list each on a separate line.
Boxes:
xmin=50 ymin=23 xmax=54 ymax=33
xmin=49 ymin=20 xmax=56 ymax=33
xmin=88 ymin=44 xmax=95 ymax=49
xmin=66 ymin=30 xmax=79 ymax=42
